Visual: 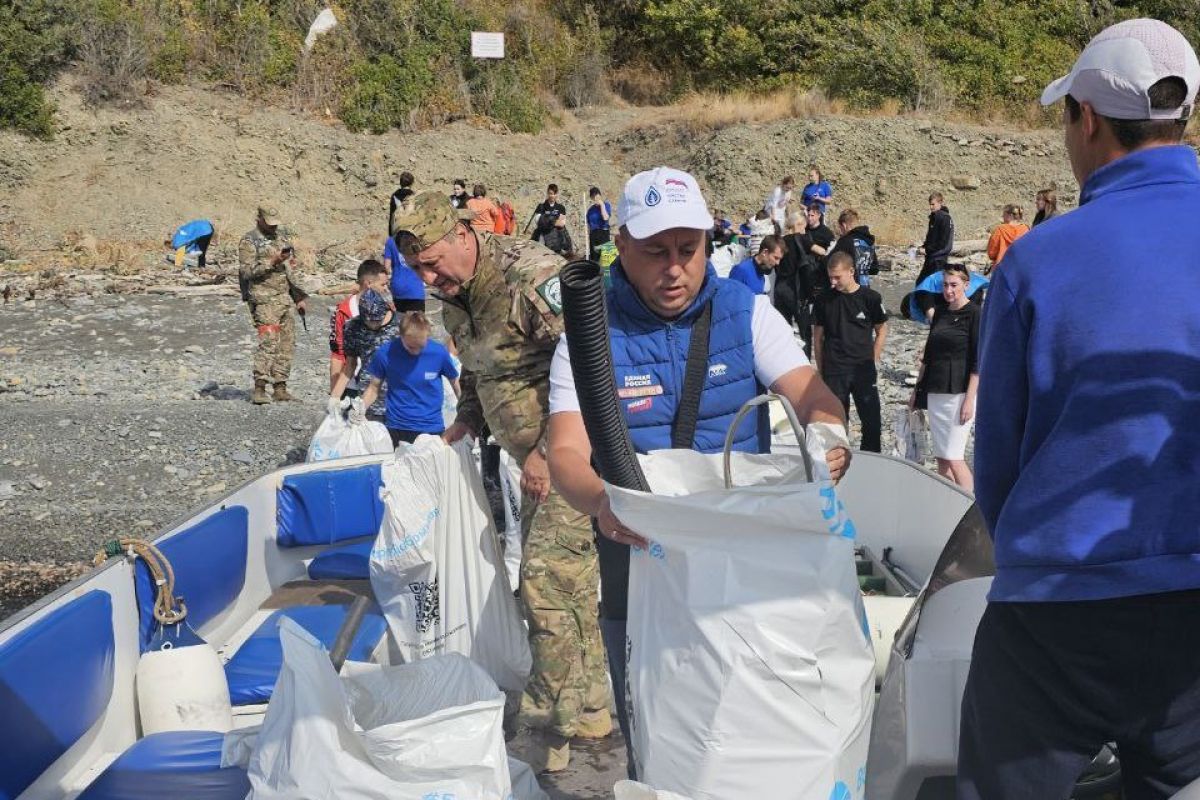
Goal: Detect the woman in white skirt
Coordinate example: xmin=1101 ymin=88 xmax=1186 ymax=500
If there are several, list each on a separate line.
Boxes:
xmin=909 ymin=263 xmax=981 ymax=490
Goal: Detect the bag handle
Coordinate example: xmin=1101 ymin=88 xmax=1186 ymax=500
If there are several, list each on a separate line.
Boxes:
xmin=671 ymin=300 xmax=713 ymax=449
xmin=722 ymin=393 xmax=814 ymax=488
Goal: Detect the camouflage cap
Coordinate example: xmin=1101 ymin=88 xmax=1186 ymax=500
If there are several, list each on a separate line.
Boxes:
xmin=391 ymin=191 xmax=474 ymax=259
xmin=258 ymin=206 xmax=282 ymax=226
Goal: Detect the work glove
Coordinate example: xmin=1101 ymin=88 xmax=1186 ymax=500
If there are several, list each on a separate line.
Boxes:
xmin=348 ymin=398 xmax=366 ymax=426
xmin=325 ymin=396 xmax=342 ymax=418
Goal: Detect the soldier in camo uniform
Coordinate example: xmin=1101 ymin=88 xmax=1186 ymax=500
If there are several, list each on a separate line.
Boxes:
xmin=393 ymin=192 xmax=611 ymax=774
xmin=238 ymin=206 xmax=308 ymax=405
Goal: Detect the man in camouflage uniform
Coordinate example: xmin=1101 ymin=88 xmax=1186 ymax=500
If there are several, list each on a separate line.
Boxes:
xmin=393 ymin=192 xmax=610 ymax=773
xmin=238 ymin=206 xmax=308 ymax=404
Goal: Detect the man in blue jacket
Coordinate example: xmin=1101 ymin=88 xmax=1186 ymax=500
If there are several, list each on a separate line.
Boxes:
xmin=543 ymin=166 xmax=851 ymax=774
xmin=960 ymin=19 xmax=1200 ymax=799
xmin=728 ymin=234 xmax=783 ymax=294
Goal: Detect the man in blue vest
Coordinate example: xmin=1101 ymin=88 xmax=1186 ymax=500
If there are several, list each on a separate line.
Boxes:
xmin=544 ymin=166 xmax=851 ymax=771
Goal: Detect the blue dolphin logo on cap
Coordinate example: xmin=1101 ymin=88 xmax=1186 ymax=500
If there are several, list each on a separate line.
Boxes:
xmin=645 ymin=186 xmax=661 ymax=206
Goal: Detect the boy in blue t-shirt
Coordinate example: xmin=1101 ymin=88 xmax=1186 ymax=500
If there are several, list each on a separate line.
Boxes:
xmin=359 ymin=311 xmax=460 ymax=447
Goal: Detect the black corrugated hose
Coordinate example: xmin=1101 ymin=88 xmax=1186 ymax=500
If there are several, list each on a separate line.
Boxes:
xmin=559 ymin=260 xmax=650 ymax=494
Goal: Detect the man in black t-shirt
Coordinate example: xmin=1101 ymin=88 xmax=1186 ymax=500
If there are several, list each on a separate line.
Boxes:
xmin=531 ymin=183 xmax=567 ymax=242
xmin=813 ymin=252 xmax=888 ymax=452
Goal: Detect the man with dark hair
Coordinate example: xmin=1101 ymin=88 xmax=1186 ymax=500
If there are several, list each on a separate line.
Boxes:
xmin=450 ymin=178 xmax=468 ymax=209
xmin=828 ymin=208 xmax=878 ymax=288
xmin=388 ymin=171 xmax=416 ymax=235
xmin=728 ymin=235 xmax=784 ymax=295
xmin=586 ymin=186 xmax=612 ymax=259
xmin=532 ymin=183 xmax=566 ymax=243
xmin=813 ymin=251 xmax=887 ymax=452
xmin=914 ymin=191 xmax=954 ymax=319
xmin=961 ymin=19 xmax=1200 ymax=799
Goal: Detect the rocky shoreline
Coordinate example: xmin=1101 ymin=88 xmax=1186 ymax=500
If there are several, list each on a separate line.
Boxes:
xmin=0 ymin=245 xmax=978 ymax=620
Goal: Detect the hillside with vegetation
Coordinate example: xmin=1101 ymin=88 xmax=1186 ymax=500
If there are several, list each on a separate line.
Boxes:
xmin=3 ymin=0 xmax=1200 ymax=139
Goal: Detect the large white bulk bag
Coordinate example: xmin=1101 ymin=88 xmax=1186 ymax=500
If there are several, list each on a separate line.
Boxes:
xmin=609 ymin=399 xmax=875 ymax=800
xmin=244 ymin=619 xmax=514 ymax=799
xmin=371 ymin=437 xmax=531 ymax=691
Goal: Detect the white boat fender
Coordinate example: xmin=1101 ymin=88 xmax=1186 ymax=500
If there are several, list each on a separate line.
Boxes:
xmin=137 ymin=622 xmax=233 ymax=735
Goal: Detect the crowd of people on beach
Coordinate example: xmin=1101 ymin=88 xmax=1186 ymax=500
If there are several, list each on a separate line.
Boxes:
xmin=222 ymin=18 xmax=1200 ymax=791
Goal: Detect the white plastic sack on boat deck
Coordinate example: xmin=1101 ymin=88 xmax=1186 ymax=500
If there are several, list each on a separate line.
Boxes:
xmin=371 ymin=437 xmax=531 ymax=691
xmin=891 ymin=408 xmax=927 ymax=464
xmin=609 ymin=447 xmax=876 ymax=800
xmin=245 ymin=618 xmax=514 ymax=799
xmin=613 ymin=780 xmax=693 ymax=799
xmin=306 ymin=412 xmax=393 ymax=462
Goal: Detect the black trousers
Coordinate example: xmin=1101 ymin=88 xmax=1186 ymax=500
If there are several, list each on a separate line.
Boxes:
xmin=822 ymin=362 xmax=881 ymax=452
xmin=393 ymin=298 xmax=426 ymax=313
xmin=588 ymin=228 xmax=611 ymax=260
xmin=958 ymin=594 xmax=1200 ymax=800
xmin=388 ymin=427 xmax=438 ymax=446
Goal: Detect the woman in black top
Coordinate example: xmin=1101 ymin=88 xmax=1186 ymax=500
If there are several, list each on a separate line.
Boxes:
xmin=909 ymin=263 xmax=980 ymax=490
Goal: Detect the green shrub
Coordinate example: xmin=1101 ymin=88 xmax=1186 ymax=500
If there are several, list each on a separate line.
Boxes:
xmin=0 ymin=0 xmax=79 ymax=136
xmin=340 ymin=47 xmax=438 ymax=133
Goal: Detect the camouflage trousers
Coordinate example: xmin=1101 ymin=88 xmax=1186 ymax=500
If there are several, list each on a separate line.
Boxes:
xmin=250 ymin=300 xmax=295 ymax=383
xmin=519 ymin=484 xmax=610 ymax=739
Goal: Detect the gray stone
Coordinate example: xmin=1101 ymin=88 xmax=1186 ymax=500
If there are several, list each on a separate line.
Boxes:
xmin=0 ymin=481 xmax=16 ymax=501
xmin=951 ymin=174 xmax=981 ymax=191
xmin=230 ymin=449 xmax=254 ymax=465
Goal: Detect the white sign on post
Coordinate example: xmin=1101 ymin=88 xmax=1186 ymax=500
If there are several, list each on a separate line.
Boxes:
xmin=471 ymin=32 xmax=505 ymax=59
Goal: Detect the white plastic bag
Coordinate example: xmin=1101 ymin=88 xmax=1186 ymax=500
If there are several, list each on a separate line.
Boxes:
xmin=307 ymin=413 xmax=393 ymax=462
xmin=303 ymin=7 xmax=338 ymax=51
xmin=245 ymin=618 xmax=513 ymax=799
xmin=614 ymin=780 xmax=693 ymax=800
xmin=891 ymin=408 xmax=926 ymax=464
xmin=498 ymin=449 xmax=524 ymax=590
xmin=371 ymin=437 xmax=531 ymax=691
xmin=609 ymin=445 xmax=875 ymax=800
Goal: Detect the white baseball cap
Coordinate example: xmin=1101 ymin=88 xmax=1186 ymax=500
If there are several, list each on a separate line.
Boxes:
xmin=1041 ymin=18 xmax=1200 ymax=120
xmin=617 ymin=167 xmax=714 ymax=240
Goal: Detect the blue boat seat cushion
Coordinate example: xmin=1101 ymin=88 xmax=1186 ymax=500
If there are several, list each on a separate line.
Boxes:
xmin=307 ymin=538 xmax=373 ymax=580
xmin=0 ymin=591 xmax=115 ymax=800
xmin=135 ymin=506 xmax=249 ymax=651
xmin=276 ymin=464 xmax=385 ymax=548
xmin=225 ymin=604 xmax=387 ymax=705
xmin=76 ymin=731 xmax=249 ymax=800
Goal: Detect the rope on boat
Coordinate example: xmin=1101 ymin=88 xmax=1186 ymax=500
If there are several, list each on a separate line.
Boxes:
xmin=93 ymin=538 xmax=188 ymax=626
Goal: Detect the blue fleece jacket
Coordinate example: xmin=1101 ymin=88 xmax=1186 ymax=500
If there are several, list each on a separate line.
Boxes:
xmin=976 ymin=145 xmax=1200 ymax=602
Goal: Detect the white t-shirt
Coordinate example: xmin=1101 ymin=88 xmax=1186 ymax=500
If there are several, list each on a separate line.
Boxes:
xmin=549 ymin=296 xmax=809 ymax=414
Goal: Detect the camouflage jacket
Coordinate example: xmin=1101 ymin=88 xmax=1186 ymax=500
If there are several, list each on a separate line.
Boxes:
xmin=237 ymin=227 xmax=306 ymax=305
xmin=440 ymin=231 xmax=565 ymax=461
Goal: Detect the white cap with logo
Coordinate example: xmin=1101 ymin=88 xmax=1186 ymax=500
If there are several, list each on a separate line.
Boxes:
xmin=617 ymin=167 xmax=715 ymax=240
xmin=1041 ymin=18 xmax=1200 ymax=120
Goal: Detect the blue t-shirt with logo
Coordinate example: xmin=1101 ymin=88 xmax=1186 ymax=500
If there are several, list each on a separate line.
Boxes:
xmin=384 ymin=237 xmax=426 ymax=301
xmin=802 ymin=180 xmax=833 ymax=209
xmin=365 ymin=339 xmax=459 ymax=432
xmin=728 ymin=257 xmax=766 ymax=294
xmin=586 ymin=201 xmax=612 ymax=231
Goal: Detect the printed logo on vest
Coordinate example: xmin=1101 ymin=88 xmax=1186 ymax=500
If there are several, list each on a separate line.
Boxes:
xmin=707 ymin=363 xmax=727 ymax=378
xmin=626 ymin=397 xmax=653 ymax=413
xmin=617 ymin=385 xmax=664 ymax=399
xmin=623 ymin=373 xmax=652 ymax=387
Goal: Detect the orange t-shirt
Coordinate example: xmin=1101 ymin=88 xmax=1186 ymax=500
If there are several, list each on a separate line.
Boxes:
xmin=466 ymin=197 xmax=499 ymax=231
xmin=987 ymin=222 xmax=1030 ymax=267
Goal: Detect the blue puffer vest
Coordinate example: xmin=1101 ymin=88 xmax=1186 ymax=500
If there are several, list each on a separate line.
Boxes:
xmin=607 ymin=261 xmax=767 ymax=455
